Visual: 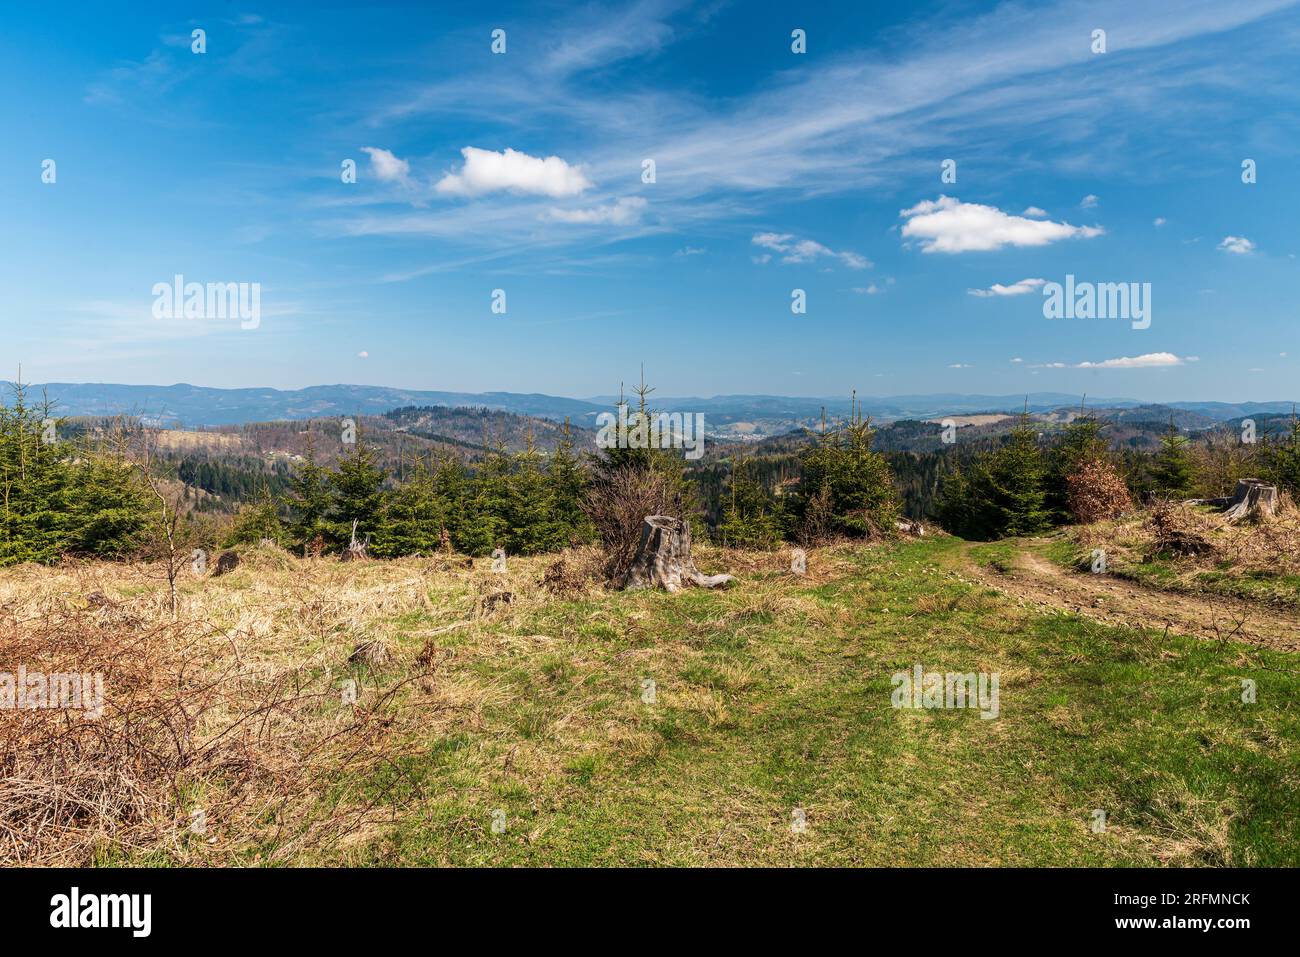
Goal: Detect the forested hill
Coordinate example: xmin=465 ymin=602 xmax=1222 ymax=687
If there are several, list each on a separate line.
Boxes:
xmin=8 ymin=381 xmax=1296 ymax=436
xmin=7 ymin=382 xmax=607 ymax=427
xmin=53 ymin=405 xmax=596 ymax=514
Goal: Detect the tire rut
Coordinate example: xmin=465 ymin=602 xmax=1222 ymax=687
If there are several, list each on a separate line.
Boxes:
xmin=965 ymin=545 xmax=1300 ymax=653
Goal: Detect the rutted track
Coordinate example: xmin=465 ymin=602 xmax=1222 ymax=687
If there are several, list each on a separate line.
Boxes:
xmin=964 ymin=544 xmax=1300 ymax=653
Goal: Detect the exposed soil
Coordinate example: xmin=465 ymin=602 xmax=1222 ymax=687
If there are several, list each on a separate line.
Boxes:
xmin=966 ymin=545 xmax=1300 ymax=653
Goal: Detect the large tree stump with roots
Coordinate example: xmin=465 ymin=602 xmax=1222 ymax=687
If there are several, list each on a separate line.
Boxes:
xmin=1191 ymin=478 xmax=1278 ymax=522
xmin=1222 ymin=479 xmax=1278 ymax=521
xmin=623 ymin=515 xmax=735 ymax=592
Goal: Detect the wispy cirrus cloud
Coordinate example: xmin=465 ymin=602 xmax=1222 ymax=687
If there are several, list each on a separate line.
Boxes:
xmin=317 ymin=0 xmax=1299 ymax=289
xmin=353 ymin=0 xmax=1297 ymax=252
xmin=83 ymin=16 xmax=284 ymax=115
xmin=314 ymin=0 xmax=1300 ymax=274
xmin=548 ymin=196 xmax=647 ymax=225
xmin=540 ymin=0 xmax=686 ymax=76
xmin=751 ymin=233 xmax=870 ymax=269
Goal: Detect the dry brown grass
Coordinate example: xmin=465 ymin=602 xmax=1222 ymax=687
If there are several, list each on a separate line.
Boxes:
xmin=0 ymin=534 xmax=869 ymax=866
xmin=1070 ymin=497 xmax=1300 ymax=582
xmin=1136 ymin=778 xmax=1241 ymax=867
xmin=0 ymin=549 xmax=475 ymax=866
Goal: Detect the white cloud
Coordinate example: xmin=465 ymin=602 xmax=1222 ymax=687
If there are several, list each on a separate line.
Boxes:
xmin=1031 ymin=353 xmax=1186 ymax=369
xmin=342 ymin=1 xmax=1295 ymax=263
xmin=852 ymin=284 xmax=882 ymax=295
xmin=1080 ymin=194 xmax=1099 ymax=209
xmin=752 ymin=232 xmax=870 ymax=269
xmin=436 ymin=147 xmax=592 ymax=198
xmin=948 ymin=362 xmax=972 ymax=368
xmin=1010 ymin=357 xmax=1024 ymax=363
xmin=1074 ymin=352 xmax=1183 ymax=369
xmin=1217 ymin=235 xmax=1255 ymax=254
xmin=357 ymin=350 xmax=369 ymax=358
xmin=1153 ymin=217 xmax=1167 ymax=226
xmin=1022 ymin=207 xmax=1047 ymax=217
xmin=361 ymin=147 xmax=412 ymax=186
xmin=674 ymin=246 xmax=706 ymax=257
xmin=899 ymin=196 xmax=1102 ymax=253
xmin=968 ymin=277 xmax=1046 ymax=297
xmin=547 ymin=196 xmax=646 ymax=225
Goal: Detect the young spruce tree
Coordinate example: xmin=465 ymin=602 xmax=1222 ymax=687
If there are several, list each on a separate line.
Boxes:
xmin=1150 ymin=418 xmax=1196 ymax=498
xmin=285 ymin=435 xmax=333 ymax=552
xmin=328 ymin=429 xmax=388 ymax=548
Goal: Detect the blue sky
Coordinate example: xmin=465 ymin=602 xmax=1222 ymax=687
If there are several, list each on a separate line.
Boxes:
xmin=2 ymin=0 xmax=1298 ymax=401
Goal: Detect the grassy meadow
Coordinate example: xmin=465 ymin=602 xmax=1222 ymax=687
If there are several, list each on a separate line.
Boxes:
xmin=4 ymin=534 xmax=1296 ymax=867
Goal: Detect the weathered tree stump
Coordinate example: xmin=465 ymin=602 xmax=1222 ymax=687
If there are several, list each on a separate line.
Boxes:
xmin=1223 ymin=479 xmax=1278 ymax=521
xmin=623 ymin=515 xmax=735 ymax=592
xmin=341 ymin=519 xmax=370 ymax=561
xmin=1190 ymin=478 xmax=1278 ymax=522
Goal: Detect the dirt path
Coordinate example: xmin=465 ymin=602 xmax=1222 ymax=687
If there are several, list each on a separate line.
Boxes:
xmin=964 ymin=545 xmax=1300 ymax=653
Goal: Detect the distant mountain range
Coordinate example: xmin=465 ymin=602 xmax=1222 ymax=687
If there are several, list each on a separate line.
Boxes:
xmin=5 ymin=382 xmax=1296 ymax=436
xmin=5 ymin=382 xmax=606 ymax=428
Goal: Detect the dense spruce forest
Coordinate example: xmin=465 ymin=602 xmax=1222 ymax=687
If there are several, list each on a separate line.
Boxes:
xmin=5 ymin=377 xmax=1300 ymax=567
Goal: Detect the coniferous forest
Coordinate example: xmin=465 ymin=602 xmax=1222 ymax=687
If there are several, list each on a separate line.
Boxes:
xmin=7 ymin=376 xmax=1300 ymax=567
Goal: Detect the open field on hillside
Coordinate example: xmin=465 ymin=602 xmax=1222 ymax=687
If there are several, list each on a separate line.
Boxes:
xmin=2 ymin=536 xmax=1297 ymax=867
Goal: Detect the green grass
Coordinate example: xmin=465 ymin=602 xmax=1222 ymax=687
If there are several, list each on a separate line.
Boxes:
xmin=1040 ymin=535 xmax=1300 ymax=608
xmin=1125 ymin=562 xmax=1300 ymax=607
xmin=300 ymin=537 xmax=1300 ymax=867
